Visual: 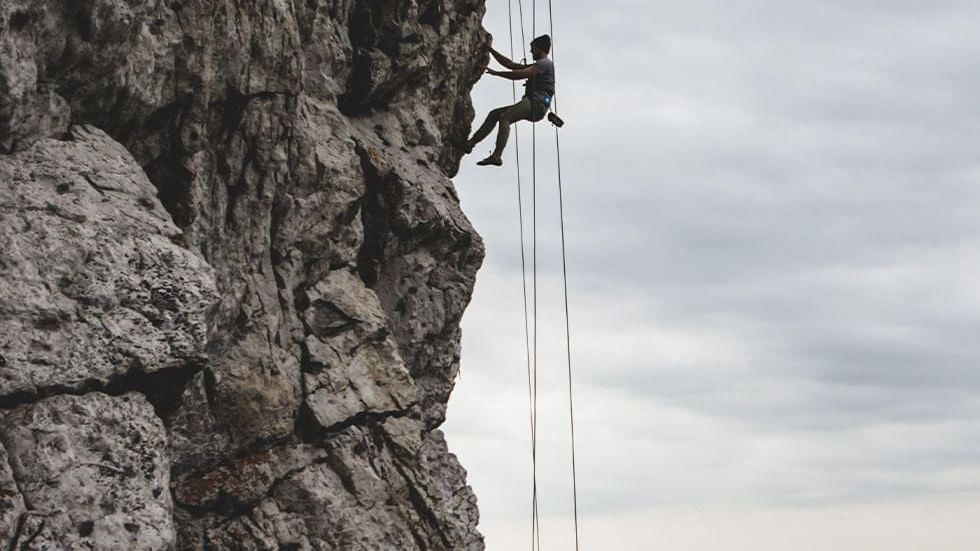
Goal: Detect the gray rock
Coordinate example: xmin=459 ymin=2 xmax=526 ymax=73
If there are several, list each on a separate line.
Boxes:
xmin=0 ymin=0 xmax=490 ymax=548
xmin=301 ymin=269 xmax=420 ymax=431
xmin=0 ymin=126 xmax=218 ymax=401
xmin=175 ymin=424 xmax=480 ymax=551
xmin=167 ymin=370 xmax=233 ymax=473
xmin=0 ymin=392 xmax=174 ymax=549
xmin=0 ymin=440 xmax=26 ymax=550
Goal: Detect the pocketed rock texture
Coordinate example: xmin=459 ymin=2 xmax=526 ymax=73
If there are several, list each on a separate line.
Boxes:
xmin=0 ymin=1 xmax=488 ymax=549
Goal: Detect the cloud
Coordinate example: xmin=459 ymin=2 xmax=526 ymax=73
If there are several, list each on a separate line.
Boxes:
xmin=444 ymin=1 xmax=980 ymax=549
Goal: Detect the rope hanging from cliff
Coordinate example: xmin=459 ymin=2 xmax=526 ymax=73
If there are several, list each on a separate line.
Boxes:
xmin=507 ymin=0 xmax=543 ymax=549
xmin=514 ymin=0 xmax=581 ymax=549
xmin=530 ymin=1 xmax=544 ymax=550
xmin=546 ymin=2 xmax=582 ymax=549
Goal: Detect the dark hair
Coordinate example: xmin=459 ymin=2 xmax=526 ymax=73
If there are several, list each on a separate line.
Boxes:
xmin=531 ymin=34 xmax=551 ymax=53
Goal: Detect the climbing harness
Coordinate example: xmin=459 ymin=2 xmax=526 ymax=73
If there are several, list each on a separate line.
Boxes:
xmin=506 ymin=0 xmax=579 ymax=549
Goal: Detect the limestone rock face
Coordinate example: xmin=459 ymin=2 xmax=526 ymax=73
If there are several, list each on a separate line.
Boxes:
xmin=0 ymin=125 xmax=217 ymax=402
xmin=0 ymin=392 xmax=174 ymax=550
xmin=0 ymin=1 xmax=488 ymax=549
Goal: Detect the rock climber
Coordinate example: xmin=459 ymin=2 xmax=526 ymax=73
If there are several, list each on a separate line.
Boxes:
xmin=466 ymin=34 xmax=555 ymax=167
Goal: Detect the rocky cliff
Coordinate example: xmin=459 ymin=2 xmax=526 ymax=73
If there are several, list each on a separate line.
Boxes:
xmin=0 ymin=1 xmax=488 ymax=548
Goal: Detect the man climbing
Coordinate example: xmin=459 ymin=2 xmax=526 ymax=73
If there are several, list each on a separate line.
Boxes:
xmin=466 ymin=34 xmax=555 ymax=167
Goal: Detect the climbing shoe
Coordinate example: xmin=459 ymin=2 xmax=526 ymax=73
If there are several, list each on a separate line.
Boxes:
xmin=476 ymin=156 xmax=502 ymax=167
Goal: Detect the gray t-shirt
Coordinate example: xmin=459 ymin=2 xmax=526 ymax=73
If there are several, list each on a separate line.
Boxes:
xmin=524 ymin=58 xmax=555 ymax=103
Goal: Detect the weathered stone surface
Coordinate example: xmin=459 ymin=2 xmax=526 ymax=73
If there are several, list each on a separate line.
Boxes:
xmin=301 ymin=268 xmax=419 ymax=431
xmin=0 ymin=392 xmax=174 ymax=549
xmin=355 ymin=128 xmax=485 ymax=427
xmin=0 ymin=441 xmax=26 ymax=550
xmin=167 ymin=370 xmax=233 ymax=473
xmin=0 ymin=0 xmax=489 ymax=548
xmin=174 ymin=444 xmax=329 ymax=513
xmin=175 ymin=423 xmax=480 ymax=551
xmin=0 ymin=125 xmax=218 ymax=402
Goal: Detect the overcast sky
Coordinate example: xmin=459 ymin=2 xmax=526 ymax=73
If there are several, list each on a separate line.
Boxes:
xmin=442 ymin=1 xmax=980 ymax=549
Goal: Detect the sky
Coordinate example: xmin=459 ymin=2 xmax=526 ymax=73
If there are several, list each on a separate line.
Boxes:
xmin=441 ymin=1 xmax=980 ymax=549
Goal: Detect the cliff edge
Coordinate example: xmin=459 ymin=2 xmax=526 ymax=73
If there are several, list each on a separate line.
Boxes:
xmin=0 ymin=1 xmax=488 ymax=548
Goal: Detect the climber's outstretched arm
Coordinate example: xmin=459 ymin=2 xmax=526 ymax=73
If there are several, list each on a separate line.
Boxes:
xmin=487 ymin=66 xmax=536 ymax=80
xmin=489 ymin=47 xmax=529 ymax=70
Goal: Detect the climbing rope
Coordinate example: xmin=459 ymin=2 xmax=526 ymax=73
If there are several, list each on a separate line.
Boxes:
xmin=508 ymin=0 xmax=580 ymax=549
xmin=507 ymin=1 xmax=542 ymax=549
xmin=529 ymin=3 xmax=543 ymax=551
xmin=546 ymin=4 xmax=582 ymax=550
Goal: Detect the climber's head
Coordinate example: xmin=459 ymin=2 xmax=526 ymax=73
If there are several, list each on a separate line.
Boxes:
xmin=530 ymin=35 xmax=551 ymax=60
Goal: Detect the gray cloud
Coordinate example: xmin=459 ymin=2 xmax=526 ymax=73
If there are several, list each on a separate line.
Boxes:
xmin=444 ymin=1 xmax=980 ymax=549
